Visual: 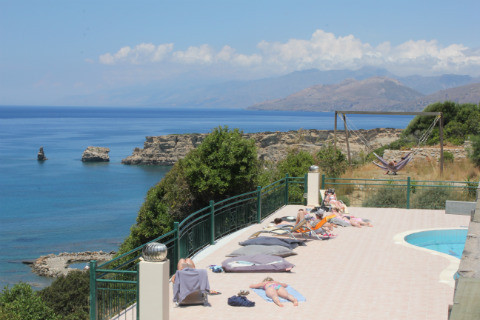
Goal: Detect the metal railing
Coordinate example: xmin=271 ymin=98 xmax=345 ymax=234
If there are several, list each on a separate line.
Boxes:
xmin=90 ymin=173 xmax=477 ymax=319
xmin=89 ymin=174 xmax=302 ymax=320
xmin=321 ymin=175 xmax=478 ymax=209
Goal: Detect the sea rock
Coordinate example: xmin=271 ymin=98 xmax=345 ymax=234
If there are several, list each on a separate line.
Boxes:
xmin=31 ymin=251 xmax=116 ymax=277
xmin=122 ymin=128 xmax=403 ymax=165
xmin=37 ymin=147 xmax=47 ymax=161
xmin=82 ymin=146 xmax=110 ymax=162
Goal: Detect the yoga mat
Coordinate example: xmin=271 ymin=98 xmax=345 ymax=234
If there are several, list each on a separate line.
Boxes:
xmin=252 ymin=286 xmax=306 ymax=303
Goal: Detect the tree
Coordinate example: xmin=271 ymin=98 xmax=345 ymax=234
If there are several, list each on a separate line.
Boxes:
xmin=182 ymin=126 xmax=259 ymax=204
xmin=118 ymin=126 xmax=259 ymax=255
xmin=0 ymin=283 xmax=58 ymax=320
xmin=316 ymin=144 xmax=348 ymax=177
xmin=275 ymin=149 xmax=314 ymax=179
xmin=38 ymin=271 xmax=89 ymax=320
xmin=403 ymin=101 xmax=480 ymax=145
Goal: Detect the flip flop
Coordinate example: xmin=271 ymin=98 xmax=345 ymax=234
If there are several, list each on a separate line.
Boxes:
xmin=208 ymin=290 xmax=221 ymax=295
xmin=237 ymin=290 xmax=249 ymax=296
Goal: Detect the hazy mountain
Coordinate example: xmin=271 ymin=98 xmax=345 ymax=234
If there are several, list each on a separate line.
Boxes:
xmin=57 ymin=67 xmax=480 ymax=108
xmin=398 ymin=74 xmax=477 ymax=95
xmin=248 ymin=77 xmax=424 ymax=112
xmin=397 ymin=82 xmax=480 ymax=111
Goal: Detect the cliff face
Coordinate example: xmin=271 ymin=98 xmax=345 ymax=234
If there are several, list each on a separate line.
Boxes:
xmin=122 ymin=128 xmax=402 ymax=165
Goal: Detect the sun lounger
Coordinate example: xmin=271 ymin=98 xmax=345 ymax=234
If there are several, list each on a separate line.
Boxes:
xmin=172 ymin=268 xmax=210 ymax=306
xmin=249 ymin=219 xmax=311 ymax=239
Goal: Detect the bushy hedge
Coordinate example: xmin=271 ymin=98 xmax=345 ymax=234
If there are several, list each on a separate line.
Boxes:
xmin=410 ymin=187 xmax=453 ymax=209
xmin=0 ymin=283 xmax=58 ymax=320
xmin=362 ymin=185 xmax=407 ymax=208
xmin=38 ymin=271 xmax=90 ymax=320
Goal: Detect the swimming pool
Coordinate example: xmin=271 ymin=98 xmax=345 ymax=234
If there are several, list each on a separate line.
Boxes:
xmin=404 ymin=229 xmax=468 ymax=258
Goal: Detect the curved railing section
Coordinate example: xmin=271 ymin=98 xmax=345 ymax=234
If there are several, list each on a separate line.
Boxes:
xmin=89 ymin=174 xmax=304 ymax=320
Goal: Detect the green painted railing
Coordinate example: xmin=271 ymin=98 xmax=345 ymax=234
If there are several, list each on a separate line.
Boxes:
xmin=90 ymin=173 xmax=478 ymax=319
xmin=89 ymin=175 xmax=302 ymax=320
xmin=321 ymin=175 xmax=478 ymax=210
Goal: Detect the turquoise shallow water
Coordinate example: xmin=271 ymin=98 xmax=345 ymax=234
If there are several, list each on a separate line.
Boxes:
xmin=0 ymin=106 xmax=414 ymax=288
xmin=404 ymin=229 xmax=468 ymax=258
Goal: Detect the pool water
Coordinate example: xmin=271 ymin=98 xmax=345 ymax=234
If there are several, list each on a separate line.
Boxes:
xmin=404 ymin=229 xmax=468 ymax=258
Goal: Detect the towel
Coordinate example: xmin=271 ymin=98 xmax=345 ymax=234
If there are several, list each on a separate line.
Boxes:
xmin=252 ymin=286 xmax=306 ymax=303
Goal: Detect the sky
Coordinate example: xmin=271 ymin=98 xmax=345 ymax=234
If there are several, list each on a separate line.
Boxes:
xmin=1 ymin=0 xmax=480 ymax=106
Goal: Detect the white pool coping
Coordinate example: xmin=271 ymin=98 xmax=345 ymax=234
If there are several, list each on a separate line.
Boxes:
xmin=393 ymin=227 xmax=468 ymax=288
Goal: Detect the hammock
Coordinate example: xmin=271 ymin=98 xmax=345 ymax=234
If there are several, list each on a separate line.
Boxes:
xmin=372 ymin=152 xmax=413 ymax=174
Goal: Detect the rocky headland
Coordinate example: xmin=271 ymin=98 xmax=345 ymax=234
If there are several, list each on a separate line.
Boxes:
xmin=30 ymin=251 xmax=115 ymax=277
xmin=122 ymin=128 xmax=402 ymax=165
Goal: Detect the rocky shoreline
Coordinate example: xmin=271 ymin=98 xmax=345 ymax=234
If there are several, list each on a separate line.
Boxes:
xmin=122 ymin=128 xmax=403 ymax=165
xmin=29 ymin=251 xmax=115 ymax=277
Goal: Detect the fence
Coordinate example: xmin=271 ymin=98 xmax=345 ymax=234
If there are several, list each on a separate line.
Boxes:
xmin=321 ymin=175 xmax=478 ymax=209
xmin=89 ymin=174 xmax=304 ymax=320
xmin=90 ymin=173 xmax=477 ymax=319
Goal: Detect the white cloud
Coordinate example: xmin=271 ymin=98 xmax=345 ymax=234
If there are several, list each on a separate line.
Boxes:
xmin=99 ymin=43 xmax=173 ymax=65
xmin=98 ymin=30 xmax=480 ymax=76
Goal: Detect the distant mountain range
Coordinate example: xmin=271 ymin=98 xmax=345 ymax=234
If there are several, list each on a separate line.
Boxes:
xmin=58 ymin=67 xmax=480 ymax=110
xmin=249 ymin=76 xmax=480 ymax=112
xmin=249 ymin=77 xmax=424 ymax=111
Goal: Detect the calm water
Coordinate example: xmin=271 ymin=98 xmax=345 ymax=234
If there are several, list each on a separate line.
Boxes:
xmin=0 ymin=106 xmax=414 ymax=288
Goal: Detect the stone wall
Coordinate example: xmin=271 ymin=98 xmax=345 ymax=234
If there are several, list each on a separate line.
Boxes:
xmin=383 ymin=143 xmax=470 ymax=163
xmin=122 ymin=128 xmax=403 ymax=165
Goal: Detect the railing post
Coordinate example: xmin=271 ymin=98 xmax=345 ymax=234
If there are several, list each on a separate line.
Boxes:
xmin=321 ymin=174 xmax=325 ymax=189
xmin=304 ymin=173 xmax=308 ymax=205
xmin=89 ymin=260 xmax=97 ymax=320
xmin=210 ymin=200 xmax=215 ymax=245
xmin=284 ymin=174 xmax=289 ymax=205
xmin=136 ymin=263 xmax=140 ymax=320
xmin=257 ymin=186 xmax=262 ymax=223
xmin=174 ymin=221 xmax=180 ymax=264
xmin=406 ymin=177 xmax=411 ymax=209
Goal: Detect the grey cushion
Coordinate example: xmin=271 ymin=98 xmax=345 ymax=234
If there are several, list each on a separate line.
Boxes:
xmin=226 ymin=245 xmax=296 ymax=257
xmin=222 ymin=254 xmax=295 ymax=273
xmin=239 ymin=236 xmax=306 ymax=249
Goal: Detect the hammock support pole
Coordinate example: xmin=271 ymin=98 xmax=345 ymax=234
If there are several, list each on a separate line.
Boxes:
xmin=334 ymin=111 xmax=444 ymax=175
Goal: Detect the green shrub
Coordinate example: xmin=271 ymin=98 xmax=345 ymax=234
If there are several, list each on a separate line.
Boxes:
xmin=316 ymin=144 xmax=348 ymax=178
xmin=362 ymin=185 xmax=407 ymax=208
xmin=38 ymin=271 xmax=89 ymax=320
xmin=0 ymin=283 xmax=58 ymax=320
xmin=443 ymin=151 xmax=454 ymax=163
xmin=469 ymin=134 xmax=480 ymax=167
xmin=275 ymin=149 xmax=314 ymax=179
xmin=464 ymin=178 xmax=478 ymax=200
xmin=410 ymin=187 xmax=453 ymax=209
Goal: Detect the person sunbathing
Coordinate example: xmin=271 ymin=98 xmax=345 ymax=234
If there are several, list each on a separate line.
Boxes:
xmin=329 ymin=208 xmax=373 ymax=228
xmin=171 ymin=258 xmax=195 ymax=283
xmin=249 ymin=277 xmax=298 ymax=307
xmin=344 ymin=215 xmax=373 ymax=227
xmin=324 ymin=189 xmax=347 ymax=213
xmin=296 ymin=208 xmax=335 ymax=234
xmin=273 ymin=217 xmax=292 ymax=227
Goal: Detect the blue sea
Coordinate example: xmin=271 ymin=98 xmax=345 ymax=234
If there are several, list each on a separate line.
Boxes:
xmin=0 ymin=106 xmax=414 ymax=289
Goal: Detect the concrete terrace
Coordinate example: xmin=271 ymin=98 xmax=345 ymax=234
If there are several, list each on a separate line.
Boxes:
xmin=169 ymin=205 xmax=469 ymax=320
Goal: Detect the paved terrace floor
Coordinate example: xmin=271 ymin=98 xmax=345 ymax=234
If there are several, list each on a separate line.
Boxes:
xmin=169 ymin=206 xmax=469 ymax=320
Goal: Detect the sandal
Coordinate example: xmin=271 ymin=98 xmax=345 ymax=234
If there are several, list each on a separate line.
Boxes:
xmin=237 ymin=290 xmax=249 ymax=296
xmin=208 ymin=290 xmax=221 ymax=295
